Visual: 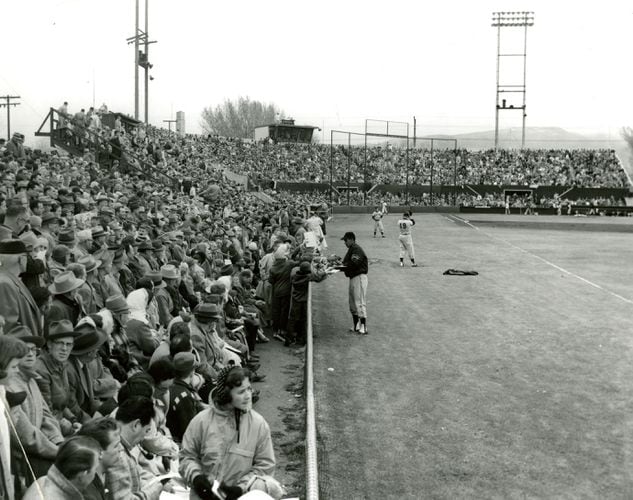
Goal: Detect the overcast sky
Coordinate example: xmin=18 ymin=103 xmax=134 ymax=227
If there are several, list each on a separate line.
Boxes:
xmin=3 ymin=0 xmax=632 ymax=146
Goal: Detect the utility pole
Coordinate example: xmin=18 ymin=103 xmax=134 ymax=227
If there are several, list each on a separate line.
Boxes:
xmin=0 ymin=96 xmax=21 ymax=140
xmin=413 ymin=116 xmax=416 ymax=147
xmin=163 ymin=119 xmax=177 ymax=135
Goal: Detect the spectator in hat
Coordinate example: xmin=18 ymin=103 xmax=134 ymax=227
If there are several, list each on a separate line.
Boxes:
xmin=91 ymin=226 xmax=107 ymax=253
xmin=34 ymin=320 xmax=87 ymax=435
xmin=3 ymin=326 xmax=64 ymax=490
xmin=49 ymin=244 xmax=70 ymax=279
xmin=0 ymin=204 xmax=29 ymax=241
xmin=19 ymin=231 xmax=48 ymax=292
xmin=57 ymin=228 xmax=77 ymax=259
xmin=125 ymin=287 xmax=160 ymax=370
xmin=67 ymin=319 xmax=109 ymax=417
xmin=189 ymin=303 xmax=225 ymax=383
xmin=268 ymin=244 xmax=297 ymax=342
xmin=104 ymin=294 xmax=140 ymax=381
xmin=151 ymin=240 xmax=166 ymax=269
xmin=154 ymin=266 xmax=174 ymax=329
xmin=75 ymin=229 xmax=93 ymax=261
xmin=112 ymin=247 xmax=136 ymax=298
xmin=46 ymin=270 xmax=86 ymax=333
xmin=180 ymin=366 xmax=282 ymax=500
xmin=5 ymin=132 xmax=25 ymax=159
xmin=40 ymin=212 xmax=60 ymax=252
xmin=21 ymin=435 xmax=103 ymax=500
xmin=166 ymin=352 xmax=205 ymax=442
xmin=0 ymin=239 xmax=42 ymax=335
xmin=121 ymin=236 xmax=143 ymax=284
xmin=136 ymin=240 xmax=156 ymax=275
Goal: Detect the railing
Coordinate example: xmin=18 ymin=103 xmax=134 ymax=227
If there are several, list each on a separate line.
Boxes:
xmin=305 ymin=282 xmax=319 ymax=500
xmin=35 ymin=107 xmax=177 ymax=184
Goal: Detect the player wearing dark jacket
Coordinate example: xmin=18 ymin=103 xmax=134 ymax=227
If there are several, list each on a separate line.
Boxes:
xmin=340 ymin=232 xmax=369 ymax=334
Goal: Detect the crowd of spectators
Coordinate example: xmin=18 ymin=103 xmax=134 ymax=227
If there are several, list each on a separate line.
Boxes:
xmin=0 ymin=105 xmax=340 ymax=499
xmin=189 ymin=137 xmax=630 ymax=189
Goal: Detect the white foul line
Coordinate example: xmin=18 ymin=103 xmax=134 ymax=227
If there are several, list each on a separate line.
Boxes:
xmin=448 ymin=215 xmax=633 ymax=306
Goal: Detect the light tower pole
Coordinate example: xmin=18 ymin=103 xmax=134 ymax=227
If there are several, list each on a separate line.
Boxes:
xmin=126 ymin=0 xmax=156 ymax=124
xmin=491 ymin=11 xmax=534 ymax=150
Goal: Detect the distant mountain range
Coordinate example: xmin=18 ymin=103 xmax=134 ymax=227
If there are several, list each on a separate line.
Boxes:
xmin=427 ymin=127 xmax=625 ymax=151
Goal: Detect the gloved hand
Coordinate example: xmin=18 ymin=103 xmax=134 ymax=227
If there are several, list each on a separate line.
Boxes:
xmin=219 ymin=482 xmax=243 ymax=500
xmin=192 ymin=475 xmax=218 ymax=500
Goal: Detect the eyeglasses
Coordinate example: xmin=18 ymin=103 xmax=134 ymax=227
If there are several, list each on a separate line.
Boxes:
xmin=27 ymin=346 xmax=40 ymax=354
xmin=52 ymin=341 xmax=74 ymax=349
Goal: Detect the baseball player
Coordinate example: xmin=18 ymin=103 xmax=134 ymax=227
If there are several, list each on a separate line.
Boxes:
xmin=397 ymin=211 xmax=417 ymax=267
xmin=371 ymin=207 xmax=385 ymax=238
xmin=339 ymin=231 xmax=369 ymax=334
xmin=381 ymin=200 xmax=388 ymax=215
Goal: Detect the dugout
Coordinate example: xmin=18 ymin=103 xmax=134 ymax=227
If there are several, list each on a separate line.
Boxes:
xmin=254 ymin=119 xmax=319 ymax=144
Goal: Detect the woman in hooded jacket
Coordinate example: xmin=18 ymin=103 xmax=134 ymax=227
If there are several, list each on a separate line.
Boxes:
xmin=179 ymin=366 xmax=283 ymax=500
xmin=125 ymin=287 xmax=160 ymax=370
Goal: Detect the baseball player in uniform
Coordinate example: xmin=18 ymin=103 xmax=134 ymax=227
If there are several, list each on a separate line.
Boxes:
xmin=371 ymin=207 xmax=385 ymax=238
xmin=339 ymin=231 xmax=369 ymax=334
xmin=397 ymin=212 xmax=417 ymax=267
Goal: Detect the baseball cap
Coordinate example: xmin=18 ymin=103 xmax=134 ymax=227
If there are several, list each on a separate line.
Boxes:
xmin=341 ymin=232 xmax=356 ymax=241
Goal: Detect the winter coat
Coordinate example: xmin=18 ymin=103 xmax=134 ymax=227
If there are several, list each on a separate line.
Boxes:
xmin=35 ymin=351 xmax=88 ymax=427
xmin=268 ymin=259 xmax=297 ymax=298
xmin=22 ymin=464 xmax=85 ymax=500
xmin=0 ymin=270 xmax=42 ymax=336
xmin=179 ymin=404 xmax=276 ymax=496
xmin=5 ymin=370 xmax=63 ymax=461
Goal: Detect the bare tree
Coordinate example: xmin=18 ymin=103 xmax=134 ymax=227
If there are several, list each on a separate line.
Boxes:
xmin=621 ymin=127 xmax=633 ymax=155
xmin=200 ymin=97 xmax=283 ymax=138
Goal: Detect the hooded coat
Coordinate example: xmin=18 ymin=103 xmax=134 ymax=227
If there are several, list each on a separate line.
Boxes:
xmin=179 ymin=403 xmax=277 ymax=498
xmin=124 ymin=289 xmax=160 ymax=370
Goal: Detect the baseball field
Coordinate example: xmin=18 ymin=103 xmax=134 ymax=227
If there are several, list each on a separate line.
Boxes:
xmin=312 ymin=213 xmax=633 ymax=499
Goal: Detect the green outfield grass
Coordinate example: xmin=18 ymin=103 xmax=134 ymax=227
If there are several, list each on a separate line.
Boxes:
xmin=312 ymin=214 xmax=633 ymax=499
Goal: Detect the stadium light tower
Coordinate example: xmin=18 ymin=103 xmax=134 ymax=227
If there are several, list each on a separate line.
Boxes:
xmin=491 ymin=11 xmax=534 ymax=150
xmin=126 ymin=0 xmax=157 ymax=124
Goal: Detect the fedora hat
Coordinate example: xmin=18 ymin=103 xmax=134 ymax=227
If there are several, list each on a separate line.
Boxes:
xmin=48 ymin=270 xmax=85 ymax=295
xmin=151 ymin=240 xmax=164 ymax=252
xmin=47 ymin=319 xmax=79 ymax=341
xmin=77 ymin=255 xmax=101 ymax=273
xmin=91 ymin=227 xmax=107 ymax=239
xmin=58 ymin=229 xmax=76 ymax=244
xmin=6 ymin=325 xmax=44 ymax=348
xmin=160 ymin=264 xmax=179 ymax=280
xmin=105 ymin=294 xmax=129 ymax=314
xmin=41 ymin=212 xmax=59 ymax=225
xmin=71 ymin=322 xmax=107 ymax=355
xmin=138 ymin=240 xmax=152 ymax=251
xmin=145 ymin=270 xmax=166 ymax=289
xmin=194 ymin=303 xmax=222 ymax=323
